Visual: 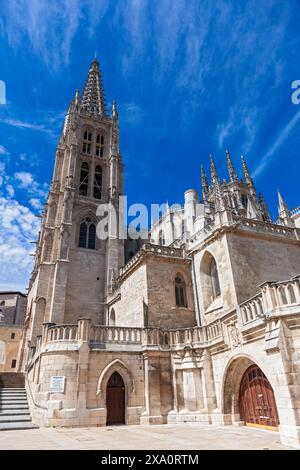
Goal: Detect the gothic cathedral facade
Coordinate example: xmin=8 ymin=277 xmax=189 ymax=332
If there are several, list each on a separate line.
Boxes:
xmin=18 ymin=60 xmax=300 ymax=448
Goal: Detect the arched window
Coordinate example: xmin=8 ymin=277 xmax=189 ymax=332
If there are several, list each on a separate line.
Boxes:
xmin=175 ymin=274 xmax=187 ymax=308
xmin=158 ymin=230 xmax=165 ymax=245
xmin=241 ymin=194 xmax=248 ymax=208
xmin=78 ymin=217 xmax=96 ymax=249
xmin=79 ymin=162 xmax=89 ymax=196
xmin=109 ymin=308 xmax=116 ymax=326
xmin=94 ymin=165 xmax=102 ymax=199
xmin=96 ymin=134 xmax=104 ymax=157
xmin=200 ymin=252 xmax=222 ymax=311
xmin=210 ymin=257 xmax=221 ymax=299
xmin=82 ymin=130 xmax=92 ymax=154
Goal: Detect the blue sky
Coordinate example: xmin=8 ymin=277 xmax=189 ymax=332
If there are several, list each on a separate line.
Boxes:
xmin=0 ymin=0 xmax=300 ymax=291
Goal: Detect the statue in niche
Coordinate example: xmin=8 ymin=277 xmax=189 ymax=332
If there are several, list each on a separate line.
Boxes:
xmin=60 ymin=228 xmax=70 ymax=259
xmin=42 ymin=230 xmax=53 ymax=262
xmin=63 ymin=189 xmax=73 ymax=222
xmin=228 ymin=321 xmax=241 ymax=348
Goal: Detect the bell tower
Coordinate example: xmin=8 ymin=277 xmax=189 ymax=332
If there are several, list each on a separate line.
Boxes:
xmin=24 ymin=59 xmax=124 ymax=350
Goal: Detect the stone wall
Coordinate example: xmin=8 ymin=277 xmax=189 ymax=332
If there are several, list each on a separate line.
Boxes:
xmin=227 ymin=231 xmax=300 ymax=304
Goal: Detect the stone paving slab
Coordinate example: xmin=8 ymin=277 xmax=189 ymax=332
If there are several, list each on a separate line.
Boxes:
xmin=0 ymin=423 xmax=290 ymax=450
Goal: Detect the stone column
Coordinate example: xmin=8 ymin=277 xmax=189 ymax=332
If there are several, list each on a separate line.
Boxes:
xmin=140 ymin=352 xmax=164 ymax=425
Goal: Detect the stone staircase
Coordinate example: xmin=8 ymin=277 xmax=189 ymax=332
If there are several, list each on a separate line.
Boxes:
xmin=0 ymin=374 xmax=38 ymax=431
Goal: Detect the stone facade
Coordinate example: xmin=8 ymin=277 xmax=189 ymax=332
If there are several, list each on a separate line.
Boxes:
xmin=16 ymin=60 xmax=300 ymax=449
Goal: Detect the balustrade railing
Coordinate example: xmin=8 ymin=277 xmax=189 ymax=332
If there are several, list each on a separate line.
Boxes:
xmin=90 ymin=325 xmax=142 ymax=345
xmin=240 ymin=275 xmax=300 ymax=326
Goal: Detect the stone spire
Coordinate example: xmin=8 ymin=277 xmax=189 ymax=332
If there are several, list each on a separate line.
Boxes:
xmin=82 ymin=58 xmax=106 ymax=116
xmin=241 ymin=155 xmax=256 ymax=194
xmin=111 ymin=100 xmax=119 ymax=155
xmin=226 ymin=150 xmax=238 ymax=182
xmin=259 ymin=192 xmax=271 ymax=222
xmin=246 ymin=197 xmax=260 ymax=220
xmin=201 ymin=164 xmax=209 ymax=199
xmin=209 ymin=154 xmax=219 ymax=186
xmin=278 ymin=191 xmax=294 ymax=227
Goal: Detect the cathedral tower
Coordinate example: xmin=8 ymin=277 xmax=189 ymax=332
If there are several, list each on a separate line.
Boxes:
xmin=23 ymin=59 xmax=124 ymax=354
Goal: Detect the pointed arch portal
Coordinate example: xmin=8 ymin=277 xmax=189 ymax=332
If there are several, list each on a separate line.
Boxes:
xmin=106 ymin=371 xmax=125 ymax=425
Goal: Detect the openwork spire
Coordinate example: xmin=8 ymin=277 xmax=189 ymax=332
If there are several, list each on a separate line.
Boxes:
xmin=201 ymin=164 xmax=209 ymax=198
xmin=259 ymin=192 xmax=271 ymax=222
xmin=209 ymin=154 xmax=219 ymax=186
xmin=226 ymin=150 xmax=238 ymax=182
xmin=111 ymin=100 xmax=119 ymax=155
xmin=82 ymin=58 xmax=106 ymax=116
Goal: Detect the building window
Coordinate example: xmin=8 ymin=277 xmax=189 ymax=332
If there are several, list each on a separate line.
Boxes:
xmin=200 ymin=251 xmax=222 ymax=311
xmin=175 ymin=274 xmax=187 ymax=308
xmin=11 ymin=333 xmax=15 ymax=339
xmin=94 ymin=165 xmax=102 ymax=199
xmin=158 ymin=230 xmax=165 ymax=245
xmin=11 ymin=359 xmax=16 ymax=369
xmin=210 ymin=257 xmax=221 ymax=299
xmin=241 ymin=194 xmax=248 ymax=208
xmin=79 ymin=217 xmax=96 ymax=250
xmin=79 ymin=162 xmax=89 ymax=196
xmin=82 ymin=130 xmax=92 ymax=154
xmin=96 ymin=134 xmax=104 ymax=157
xmin=109 ymin=308 xmax=116 ymax=326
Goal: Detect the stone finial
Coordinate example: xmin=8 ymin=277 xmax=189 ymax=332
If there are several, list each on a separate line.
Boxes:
xmin=226 ymin=150 xmax=238 ymax=182
xmin=209 ymin=154 xmax=219 ymax=186
xmin=200 ymin=164 xmax=209 ymax=198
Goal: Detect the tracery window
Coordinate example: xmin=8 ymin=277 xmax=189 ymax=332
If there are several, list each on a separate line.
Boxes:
xmin=96 ymin=134 xmax=104 ymax=157
xmin=82 ymin=130 xmax=92 ymax=154
xmin=175 ymin=274 xmax=187 ymax=308
xmin=79 ymin=162 xmax=89 ymax=196
xmin=94 ymin=165 xmax=102 ymax=199
xmin=79 ymin=217 xmax=96 ymax=249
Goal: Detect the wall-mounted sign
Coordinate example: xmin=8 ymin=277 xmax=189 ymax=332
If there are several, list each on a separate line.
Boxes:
xmin=49 ymin=376 xmax=65 ymax=393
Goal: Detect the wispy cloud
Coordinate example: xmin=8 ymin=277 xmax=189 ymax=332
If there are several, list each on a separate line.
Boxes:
xmin=1 ymin=0 xmax=109 ymax=70
xmin=0 ymin=144 xmax=9 ymax=155
xmin=253 ymin=110 xmax=300 ymax=178
xmin=0 ymin=117 xmax=54 ymax=136
xmin=14 ymin=171 xmax=48 ymax=198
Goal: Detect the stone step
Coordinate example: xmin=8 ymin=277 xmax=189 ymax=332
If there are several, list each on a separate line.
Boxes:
xmin=0 ymin=400 xmax=28 ymax=405
xmin=0 ymin=421 xmax=39 ymax=431
xmin=0 ymin=409 xmax=30 ymax=416
xmin=0 ymin=388 xmax=26 ymax=392
xmin=0 ymin=414 xmax=32 ymax=423
xmin=0 ymin=404 xmax=29 ymax=410
xmin=0 ymin=395 xmax=27 ymax=399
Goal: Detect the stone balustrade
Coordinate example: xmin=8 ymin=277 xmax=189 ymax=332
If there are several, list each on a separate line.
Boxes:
xmin=291 ymin=205 xmax=300 ymax=217
xmin=39 ymin=318 xmax=224 ymax=352
xmin=44 ymin=323 xmax=78 ymax=343
xmin=240 ymin=275 xmax=300 ymax=326
xmin=90 ymin=325 xmax=142 ymax=345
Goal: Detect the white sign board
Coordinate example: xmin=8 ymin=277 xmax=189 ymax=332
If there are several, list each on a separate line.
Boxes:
xmin=49 ymin=376 xmax=65 ymax=393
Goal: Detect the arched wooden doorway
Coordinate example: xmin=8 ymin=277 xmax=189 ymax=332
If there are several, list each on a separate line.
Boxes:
xmin=106 ymin=372 xmax=125 ymax=425
xmin=239 ymin=364 xmax=279 ymax=431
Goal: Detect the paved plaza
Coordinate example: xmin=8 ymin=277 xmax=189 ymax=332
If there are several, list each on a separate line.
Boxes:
xmin=0 ymin=423 xmax=290 ymax=450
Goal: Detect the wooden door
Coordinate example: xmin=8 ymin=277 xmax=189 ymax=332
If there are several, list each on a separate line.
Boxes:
xmin=239 ymin=365 xmax=279 ymax=431
xmin=106 ymin=372 xmax=125 ymax=425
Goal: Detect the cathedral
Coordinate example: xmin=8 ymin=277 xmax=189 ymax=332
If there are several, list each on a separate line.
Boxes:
xmin=15 ymin=59 xmax=300 ymax=448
